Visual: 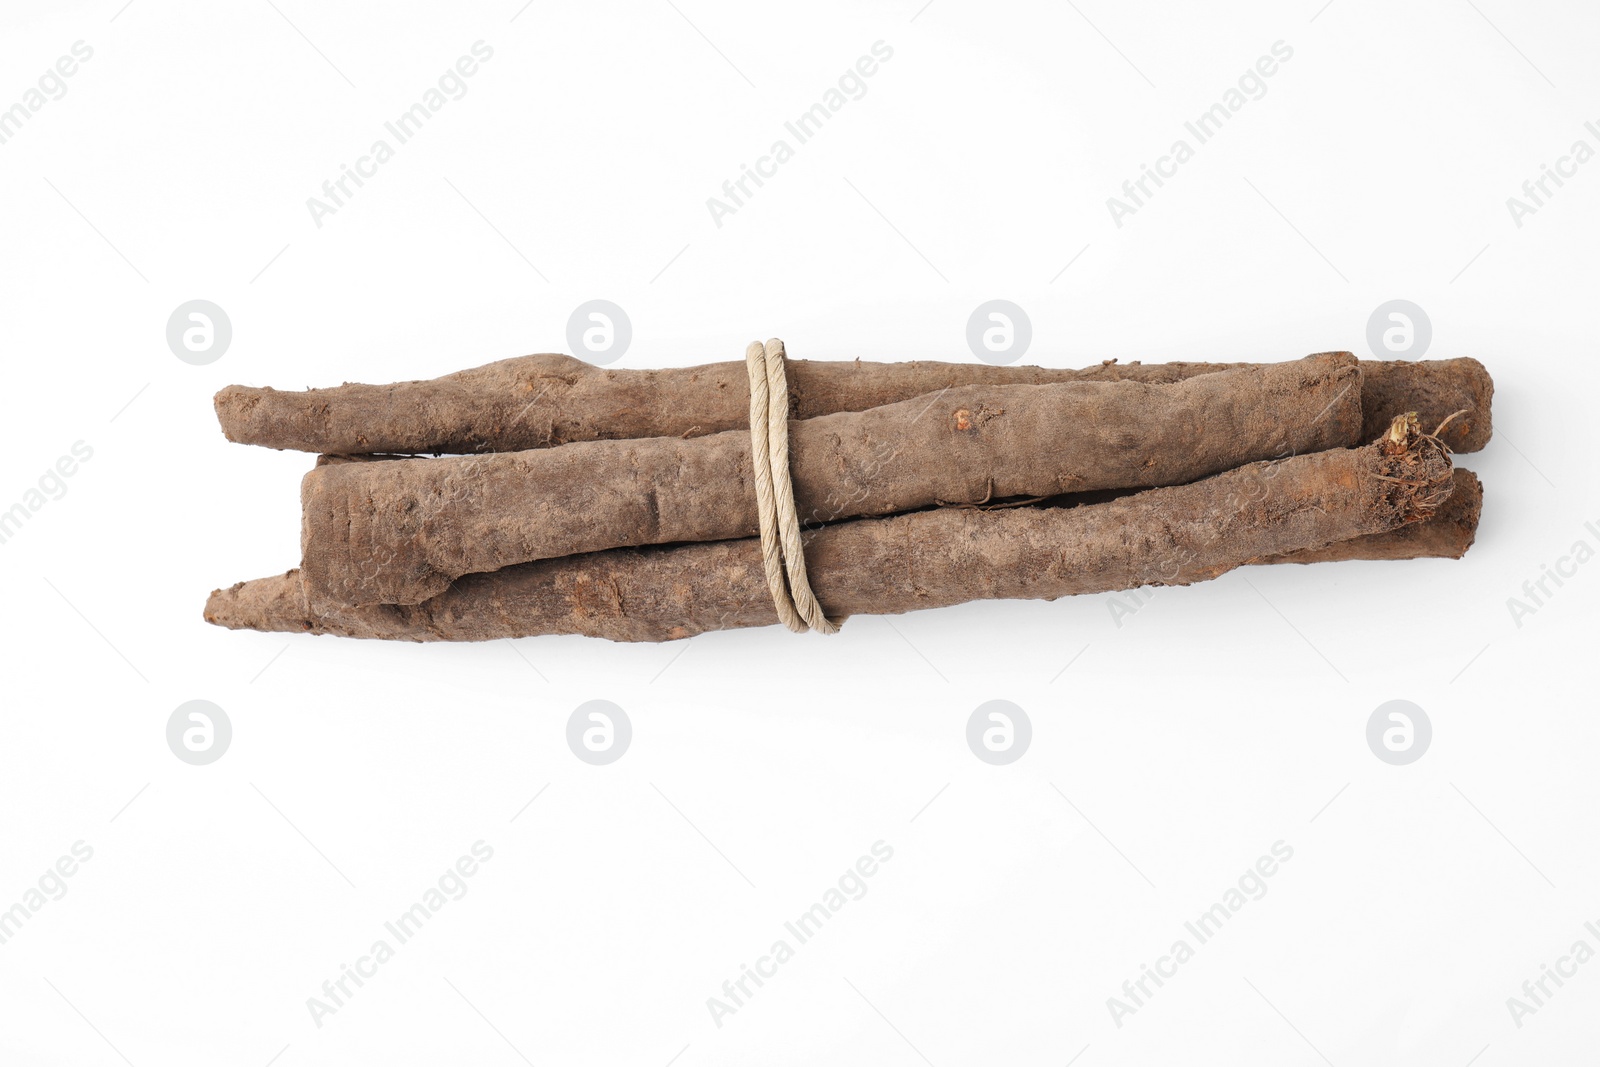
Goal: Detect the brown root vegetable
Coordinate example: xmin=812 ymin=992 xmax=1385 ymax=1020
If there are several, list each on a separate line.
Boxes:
xmin=207 ymin=416 xmax=1454 ymax=643
xmin=1360 ymin=362 xmax=1491 ymax=451
xmin=300 ymin=354 xmax=1364 ymax=608
xmin=1260 ymin=468 xmax=1481 ymax=565
xmin=214 ymin=352 xmax=1493 ymax=456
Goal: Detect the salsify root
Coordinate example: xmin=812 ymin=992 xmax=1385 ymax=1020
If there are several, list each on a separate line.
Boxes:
xmin=300 ymin=354 xmax=1364 ymax=608
xmin=208 ymin=415 xmax=1456 ymax=643
xmin=1260 ymin=468 xmax=1480 ymax=565
xmin=214 ymin=351 xmax=1493 ymax=456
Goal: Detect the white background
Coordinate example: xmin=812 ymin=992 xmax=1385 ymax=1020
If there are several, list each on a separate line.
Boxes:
xmin=1 ymin=0 xmax=1596 ymax=1064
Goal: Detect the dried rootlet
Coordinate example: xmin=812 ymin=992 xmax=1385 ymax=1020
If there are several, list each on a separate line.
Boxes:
xmin=207 ymin=415 xmax=1456 ymax=643
xmin=214 ymin=352 xmax=1493 ymax=455
xmin=301 ymin=354 xmax=1364 ymax=607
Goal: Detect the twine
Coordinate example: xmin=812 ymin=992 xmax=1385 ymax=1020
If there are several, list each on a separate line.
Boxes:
xmin=744 ymin=338 xmax=842 ymax=634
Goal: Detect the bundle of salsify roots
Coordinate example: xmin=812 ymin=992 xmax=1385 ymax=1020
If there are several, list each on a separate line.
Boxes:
xmin=204 ymin=347 xmax=1492 ymax=643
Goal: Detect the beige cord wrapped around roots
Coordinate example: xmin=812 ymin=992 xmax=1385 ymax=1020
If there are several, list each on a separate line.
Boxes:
xmin=745 ymin=339 xmax=842 ymax=634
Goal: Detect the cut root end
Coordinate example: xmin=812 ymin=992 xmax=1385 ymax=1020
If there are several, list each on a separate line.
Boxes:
xmin=1374 ymin=411 xmax=1456 ymax=524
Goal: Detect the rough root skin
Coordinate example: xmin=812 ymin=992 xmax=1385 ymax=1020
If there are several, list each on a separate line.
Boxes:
xmin=298 ymin=355 xmax=1364 ymax=608
xmin=214 ymin=353 xmax=1495 ymax=455
xmin=1261 ymin=469 xmax=1480 ymax=565
xmin=206 ymin=418 xmax=1458 ymax=643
